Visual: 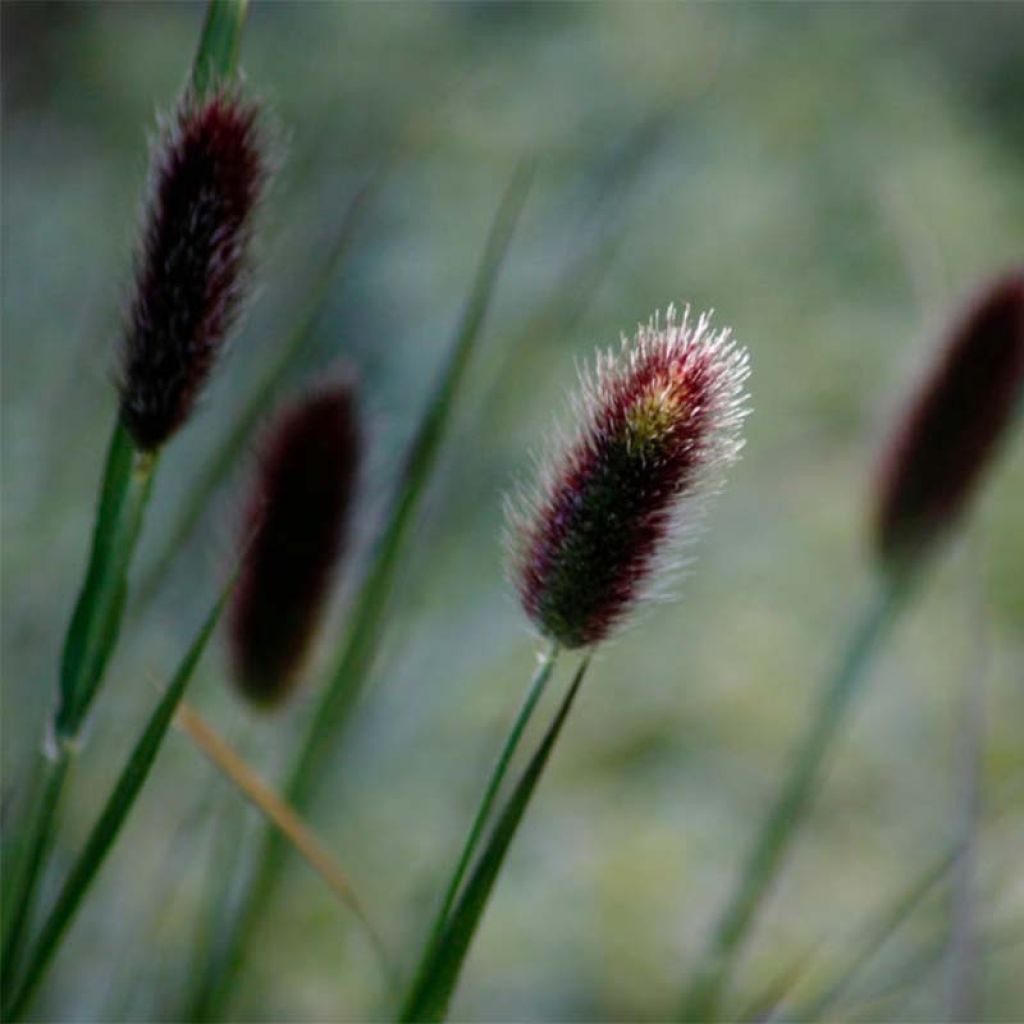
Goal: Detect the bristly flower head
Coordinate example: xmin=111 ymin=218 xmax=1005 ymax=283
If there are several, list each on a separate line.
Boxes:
xmin=119 ymin=88 xmax=266 ymax=451
xmin=874 ymin=270 xmax=1024 ymax=574
xmin=230 ymin=380 xmax=360 ymax=707
xmin=506 ymin=305 xmax=750 ymax=649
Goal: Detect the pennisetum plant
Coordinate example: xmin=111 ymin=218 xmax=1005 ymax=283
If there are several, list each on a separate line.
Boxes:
xmin=680 ymin=268 xmax=1024 ymax=1020
xmin=399 ymin=304 xmax=751 ymax=1021
xmin=1 ymin=1 xmax=263 ymax=1014
xmin=9 ymin=6 xmax=1017 ymax=1020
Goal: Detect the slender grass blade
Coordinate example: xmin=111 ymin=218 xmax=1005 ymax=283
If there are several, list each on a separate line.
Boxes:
xmin=4 ymin=578 xmax=237 ymax=1021
xmin=399 ymin=656 xmax=590 ymax=1023
xmin=408 ymin=642 xmax=559 ymax=1002
xmin=792 ymin=845 xmax=958 ymax=1021
xmin=287 ymin=162 xmax=535 ymax=814
xmin=56 ymin=424 xmax=157 ymax=739
xmin=0 ymin=755 xmax=70 ymax=991
xmin=4 ymin=426 xmax=156 ymax=984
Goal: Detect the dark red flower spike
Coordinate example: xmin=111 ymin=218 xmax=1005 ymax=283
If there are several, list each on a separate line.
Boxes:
xmin=230 ymin=381 xmax=361 ymax=706
xmin=506 ymin=305 xmax=750 ymax=649
xmin=874 ymin=271 xmax=1024 ymax=574
xmin=120 ymin=89 xmax=266 ymax=451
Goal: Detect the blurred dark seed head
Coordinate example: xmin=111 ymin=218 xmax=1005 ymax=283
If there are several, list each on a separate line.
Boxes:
xmin=119 ymin=88 xmax=266 ymax=451
xmin=874 ymin=270 xmax=1024 ymax=574
xmin=230 ymin=380 xmax=361 ymax=707
xmin=506 ymin=306 xmax=750 ymax=649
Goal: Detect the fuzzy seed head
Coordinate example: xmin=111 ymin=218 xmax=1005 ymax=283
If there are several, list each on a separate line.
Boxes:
xmin=230 ymin=382 xmax=360 ymax=707
xmin=874 ymin=270 xmax=1024 ymax=573
xmin=119 ymin=89 xmax=265 ymax=450
xmin=506 ymin=305 xmax=750 ymax=649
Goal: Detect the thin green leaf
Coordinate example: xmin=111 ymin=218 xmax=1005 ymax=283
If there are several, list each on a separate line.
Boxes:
xmin=408 ymin=642 xmax=560 ymax=1003
xmin=4 ymin=424 xmax=156 ymax=982
xmin=846 ymin=916 xmax=1023 ymax=1020
xmin=792 ymin=845 xmax=958 ymax=1021
xmin=181 ymin=789 xmax=249 ymax=1021
xmin=56 ymin=424 xmax=157 ymax=739
xmin=135 ymin=170 xmax=381 ymax=609
xmin=400 ymin=656 xmax=591 ymax=1023
xmin=3 ymin=577 xmax=237 ymax=1022
xmin=289 ymin=162 xmax=534 ymax=809
xmin=191 ymin=0 xmax=248 ymax=97
xmin=0 ymin=755 xmax=70 ymax=991
xmin=187 ymin=165 xmax=533 ymax=1022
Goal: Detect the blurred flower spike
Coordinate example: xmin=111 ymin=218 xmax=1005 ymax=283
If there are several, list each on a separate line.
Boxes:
xmin=874 ymin=270 xmax=1024 ymax=574
xmin=230 ymin=380 xmax=361 ymax=707
xmin=119 ymin=88 xmax=266 ymax=451
xmin=507 ymin=305 xmax=750 ymax=649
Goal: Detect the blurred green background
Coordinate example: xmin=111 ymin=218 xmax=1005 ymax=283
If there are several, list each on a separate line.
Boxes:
xmin=2 ymin=2 xmax=1023 ymax=1020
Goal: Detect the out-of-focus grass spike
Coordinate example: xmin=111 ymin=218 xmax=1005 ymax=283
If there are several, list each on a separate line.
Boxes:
xmin=399 ymin=656 xmax=590 ymax=1023
xmin=188 ymin=163 xmax=534 ymax=1022
xmin=3 ymin=572 xmax=239 ymax=1022
xmin=135 ymin=168 xmax=382 ymax=610
xmin=0 ymin=1 xmax=249 ymax=988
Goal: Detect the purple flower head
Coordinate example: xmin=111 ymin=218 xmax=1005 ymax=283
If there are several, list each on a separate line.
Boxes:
xmin=506 ymin=306 xmax=750 ymax=649
xmin=874 ymin=270 xmax=1024 ymax=573
xmin=119 ymin=89 xmax=266 ymax=451
xmin=230 ymin=381 xmax=361 ymax=707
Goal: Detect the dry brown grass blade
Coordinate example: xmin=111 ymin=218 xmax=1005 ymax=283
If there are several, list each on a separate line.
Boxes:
xmin=173 ymin=701 xmax=394 ymax=984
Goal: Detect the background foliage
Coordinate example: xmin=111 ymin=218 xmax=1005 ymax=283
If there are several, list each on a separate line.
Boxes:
xmin=3 ymin=2 xmax=1023 ymax=1020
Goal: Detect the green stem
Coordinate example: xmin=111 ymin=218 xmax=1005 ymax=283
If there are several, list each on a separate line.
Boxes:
xmin=3 ymin=422 xmax=156 ymax=982
xmin=399 ymin=656 xmax=591 ymax=1022
xmin=681 ymin=573 xmax=912 ymax=1020
xmin=407 ymin=641 xmax=560 ymax=999
xmin=0 ymin=753 xmax=70 ymax=991
xmin=192 ymin=0 xmax=249 ymax=97
xmin=55 ymin=422 xmax=157 ymax=740
xmin=3 ymin=578 xmax=236 ymax=1021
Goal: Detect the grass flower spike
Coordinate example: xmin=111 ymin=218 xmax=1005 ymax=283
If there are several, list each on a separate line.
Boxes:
xmin=120 ymin=88 xmax=265 ymax=451
xmin=230 ymin=381 xmax=361 ymax=706
xmin=507 ymin=305 xmax=750 ymax=648
xmin=874 ymin=270 xmax=1024 ymax=573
